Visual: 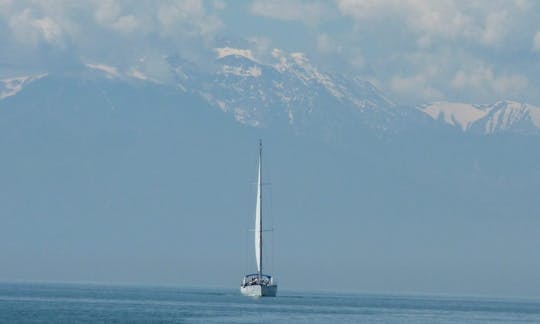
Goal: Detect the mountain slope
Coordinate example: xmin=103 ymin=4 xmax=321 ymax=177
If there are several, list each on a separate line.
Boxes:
xmin=3 ymin=48 xmax=540 ymax=138
xmin=420 ymin=101 xmax=540 ymax=135
xmin=166 ymin=47 xmax=414 ymax=139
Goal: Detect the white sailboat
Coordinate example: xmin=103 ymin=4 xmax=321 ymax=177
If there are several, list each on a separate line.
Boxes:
xmin=240 ymin=140 xmax=278 ymax=297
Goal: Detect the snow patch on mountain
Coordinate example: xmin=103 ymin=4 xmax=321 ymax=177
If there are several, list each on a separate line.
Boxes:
xmin=421 ymin=102 xmax=491 ymax=131
xmin=215 ymin=47 xmax=257 ymax=61
xmin=0 ymin=74 xmax=48 ymax=100
xmin=129 ymin=69 xmax=150 ymax=80
xmin=272 ymin=49 xmax=344 ymax=99
xmin=222 ymin=65 xmax=262 ymax=77
xmin=127 ymin=69 xmax=163 ymax=84
xmin=528 ymin=106 xmax=540 ymax=128
xmin=272 ymin=49 xmax=287 ymax=69
xmin=485 ymin=101 xmax=523 ymax=133
xmin=421 ymin=101 xmax=540 ymax=134
xmin=234 ymin=107 xmax=260 ymax=127
xmin=287 ymin=109 xmax=295 ymax=125
xmin=484 ymin=101 xmax=540 ymax=133
xmin=86 ymin=63 xmax=120 ymax=78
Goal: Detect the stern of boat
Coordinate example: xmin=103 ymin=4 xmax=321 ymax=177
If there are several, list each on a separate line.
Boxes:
xmin=240 ymin=274 xmax=277 ymax=297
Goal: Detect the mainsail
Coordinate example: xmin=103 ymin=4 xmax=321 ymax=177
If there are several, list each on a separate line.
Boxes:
xmin=255 ymin=142 xmax=263 ymax=276
xmin=240 ymin=140 xmax=278 ymax=297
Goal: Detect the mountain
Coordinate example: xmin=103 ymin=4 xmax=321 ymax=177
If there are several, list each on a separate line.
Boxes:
xmin=4 ymin=47 xmax=539 ymax=138
xmin=166 ymin=47 xmax=412 ymax=140
xmin=420 ymin=101 xmax=540 ymax=135
xmin=166 ymin=47 xmax=540 ymax=137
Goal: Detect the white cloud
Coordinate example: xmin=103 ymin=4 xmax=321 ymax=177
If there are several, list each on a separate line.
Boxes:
xmin=157 ymin=0 xmax=223 ymax=38
xmin=335 ymin=0 xmax=390 ymax=20
xmin=533 ymin=31 xmax=540 ymax=52
xmin=316 ymin=33 xmax=342 ymax=55
xmin=336 ymin=0 xmax=529 ymax=47
xmin=405 ymin=2 xmax=475 ymax=41
xmin=247 ymin=36 xmax=272 ymax=57
xmin=0 ymin=0 xmax=539 ymax=106
xmin=212 ymin=0 xmax=226 ymax=11
xmin=451 ymin=65 xmax=528 ymax=98
xmin=250 ymin=0 xmax=328 ymax=25
xmin=31 ymin=16 xmax=63 ymax=42
xmin=94 ymin=0 xmax=139 ymax=33
xmin=0 ymin=0 xmax=15 ymax=16
xmin=0 ymin=0 xmax=226 ymax=75
xmin=7 ymin=8 xmax=64 ymax=46
xmin=390 ymin=74 xmax=445 ymax=103
xmin=1 ymin=1 xmax=224 ymax=45
xmin=94 ymin=0 xmax=121 ymax=26
xmin=480 ymin=10 xmax=509 ymax=46
xmin=350 ymin=54 xmax=365 ymax=69
xmin=215 ymin=47 xmax=256 ymax=61
xmin=334 ymin=0 xmax=540 ymax=104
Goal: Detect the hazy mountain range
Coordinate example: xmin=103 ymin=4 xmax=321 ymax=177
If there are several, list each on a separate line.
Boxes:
xmin=3 ymin=47 xmax=539 ymax=139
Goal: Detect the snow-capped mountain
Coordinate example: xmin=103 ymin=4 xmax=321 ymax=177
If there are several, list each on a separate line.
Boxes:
xmin=166 ymin=47 xmax=403 ymax=136
xmin=420 ymin=101 xmax=540 ymax=135
xmin=2 ymin=47 xmax=540 ymax=138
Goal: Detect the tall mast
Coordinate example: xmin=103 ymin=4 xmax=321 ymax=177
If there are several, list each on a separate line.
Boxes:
xmin=258 ymin=139 xmax=263 ymax=281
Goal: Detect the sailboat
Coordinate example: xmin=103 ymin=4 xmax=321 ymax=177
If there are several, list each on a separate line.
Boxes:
xmin=240 ymin=140 xmax=278 ymax=297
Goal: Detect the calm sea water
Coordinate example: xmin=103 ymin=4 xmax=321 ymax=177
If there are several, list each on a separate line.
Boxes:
xmin=1 ymin=282 xmax=540 ymax=323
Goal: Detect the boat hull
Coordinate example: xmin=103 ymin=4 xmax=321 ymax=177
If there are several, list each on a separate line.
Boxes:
xmin=240 ymin=284 xmax=278 ymax=297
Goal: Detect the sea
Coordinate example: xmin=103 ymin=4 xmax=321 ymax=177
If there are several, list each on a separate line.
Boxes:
xmin=1 ymin=282 xmax=540 ymax=323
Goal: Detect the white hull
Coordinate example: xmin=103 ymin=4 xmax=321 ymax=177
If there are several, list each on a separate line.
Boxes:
xmin=240 ymin=284 xmax=278 ymax=297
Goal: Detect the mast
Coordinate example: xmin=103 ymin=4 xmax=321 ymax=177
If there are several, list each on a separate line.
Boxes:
xmin=258 ymin=139 xmax=263 ymax=282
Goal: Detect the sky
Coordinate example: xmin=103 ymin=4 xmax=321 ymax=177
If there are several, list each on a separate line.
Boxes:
xmin=1 ymin=0 xmax=540 ymax=105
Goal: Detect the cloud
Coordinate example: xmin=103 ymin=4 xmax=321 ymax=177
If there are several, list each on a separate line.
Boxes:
xmin=334 ymin=0 xmax=387 ymax=19
xmin=212 ymin=0 xmax=226 ymax=11
xmin=157 ymin=0 xmax=223 ymax=38
xmin=533 ymin=31 xmax=540 ymax=53
xmin=480 ymin=10 xmax=509 ymax=46
xmin=7 ymin=8 xmax=65 ymax=47
xmin=349 ymin=53 xmax=365 ymax=69
xmin=335 ymin=0 xmax=529 ymax=47
xmin=451 ymin=65 xmax=528 ymax=98
xmin=246 ymin=36 xmax=273 ymax=61
xmin=332 ymin=0 xmax=540 ymax=104
xmin=381 ymin=46 xmax=532 ymax=104
xmin=316 ymin=33 xmax=342 ymax=54
xmin=0 ymin=0 xmax=226 ymax=74
xmin=390 ymin=73 xmax=445 ymax=103
xmin=94 ymin=0 xmax=139 ymax=33
xmin=0 ymin=0 xmax=539 ymax=106
xmin=1 ymin=1 xmax=225 ymax=44
xmin=250 ymin=0 xmax=328 ymax=25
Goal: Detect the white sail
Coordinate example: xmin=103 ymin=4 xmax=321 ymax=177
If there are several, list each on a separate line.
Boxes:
xmin=255 ymin=156 xmax=262 ymax=274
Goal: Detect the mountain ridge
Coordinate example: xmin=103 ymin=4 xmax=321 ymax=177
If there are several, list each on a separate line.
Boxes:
xmin=420 ymin=100 xmax=540 ymax=135
xmin=2 ymin=47 xmax=539 ymax=137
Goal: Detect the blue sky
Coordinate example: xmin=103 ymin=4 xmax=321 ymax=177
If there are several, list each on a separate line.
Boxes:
xmin=1 ymin=0 xmax=540 ymax=105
